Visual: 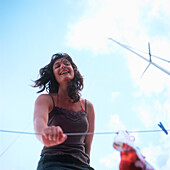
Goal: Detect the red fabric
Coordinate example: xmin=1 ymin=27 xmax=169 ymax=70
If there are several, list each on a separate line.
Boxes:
xmin=119 ymin=144 xmax=144 ymax=170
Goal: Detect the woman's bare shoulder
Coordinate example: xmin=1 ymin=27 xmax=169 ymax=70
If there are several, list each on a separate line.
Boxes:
xmin=80 ymin=98 xmax=94 ymax=113
xmin=83 ymin=99 xmax=93 ymax=107
xmin=80 ymin=97 xmax=93 ymax=104
xmin=35 ymin=94 xmax=51 ymax=105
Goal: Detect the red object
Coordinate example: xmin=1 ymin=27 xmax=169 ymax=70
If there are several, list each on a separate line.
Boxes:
xmin=113 ymin=131 xmax=155 ymax=170
xmin=119 ymin=144 xmax=143 ymax=170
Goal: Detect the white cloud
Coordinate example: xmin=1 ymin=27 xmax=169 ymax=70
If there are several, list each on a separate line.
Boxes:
xmin=108 ymin=114 xmax=125 ymax=131
xmin=160 ymin=135 xmax=170 ymax=170
xmin=110 ymin=91 xmax=120 ymax=103
xmin=66 ymin=0 xmax=170 ymax=53
xmin=99 ymin=152 xmax=120 ymax=169
xmin=142 ymin=144 xmax=162 ymax=168
xmin=138 ymin=106 xmax=155 ymax=128
xmin=136 ymin=95 xmax=170 ymax=128
xmin=133 ymin=93 xmax=170 ymax=169
xmin=127 ymin=39 xmax=170 ymax=95
xmin=66 ymin=0 xmax=145 ymax=54
xmin=144 ymin=0 xmax=170 ymax=18
xmin=142 ymin=139 xmax=170 ymax=170
xmin=108 ymin=114 xmax=141 ymax=143
xmin=66 ymin=18 xmax=110 ymax=54
xmin=162 ymin=159 xmax=170 ymax=170
xmin=66 ymin=0 xmax=170 ymax=94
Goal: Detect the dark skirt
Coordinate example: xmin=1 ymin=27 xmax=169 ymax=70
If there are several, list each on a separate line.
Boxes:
xmin=37 ymin=154 xmax=94 ymax=170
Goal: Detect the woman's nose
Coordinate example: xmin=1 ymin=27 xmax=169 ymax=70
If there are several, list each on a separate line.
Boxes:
xmin=60 ymin=63 xmax=65 ymax=69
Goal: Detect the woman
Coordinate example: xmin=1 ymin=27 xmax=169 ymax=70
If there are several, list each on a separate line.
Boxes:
xmin=33 ymin=53 xmax=95 ymax=170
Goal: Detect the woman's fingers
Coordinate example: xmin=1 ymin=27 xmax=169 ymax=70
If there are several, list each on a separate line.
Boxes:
xmin=42 ymin=126 xmax=67 ymax=146
xmin=57 ymin=129 xmax=67 ymax=143
xmin=55 ymin=126 xmax=67 ymax=144
xmin=49 ymin=126 xmax=57 ymax=141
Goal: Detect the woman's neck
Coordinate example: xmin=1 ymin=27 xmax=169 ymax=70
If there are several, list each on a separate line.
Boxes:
xmin=57 ymin=86 xmax=72 ymax=102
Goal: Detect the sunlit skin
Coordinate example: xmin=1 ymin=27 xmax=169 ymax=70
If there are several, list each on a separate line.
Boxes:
xmin=33 ymin=57 xmax=95 ymax=157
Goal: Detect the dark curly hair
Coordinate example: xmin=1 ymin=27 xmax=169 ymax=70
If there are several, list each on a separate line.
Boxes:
xmin=33 ymin=53 xmax=84 ymax=102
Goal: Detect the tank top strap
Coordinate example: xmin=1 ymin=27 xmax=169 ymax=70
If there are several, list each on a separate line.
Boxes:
xmin=79 ymin=99 xmax=87 ymax=112
xmin=49 ymin=94 xmax=55 ymax=109
xmin=85 ymin=99 xmax=87 ymax=113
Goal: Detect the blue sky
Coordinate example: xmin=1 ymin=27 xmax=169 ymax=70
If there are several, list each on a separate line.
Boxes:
xmin=0 ymin=0 xmax=170 ymax=169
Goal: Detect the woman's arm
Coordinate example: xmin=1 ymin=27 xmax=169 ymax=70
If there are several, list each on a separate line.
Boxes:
xmin=33 ymin=94 xmax=49 ymax=142
xmin=33 ymin=94 xmax=67 ymax=146
xmin=84 ymin=100 xmax=95 ymax=158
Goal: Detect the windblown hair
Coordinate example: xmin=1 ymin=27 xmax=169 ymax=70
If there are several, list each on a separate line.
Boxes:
xmin=33 ymin=53 xmax=84 ymax=102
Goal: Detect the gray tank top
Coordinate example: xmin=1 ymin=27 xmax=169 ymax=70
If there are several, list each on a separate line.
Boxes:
xmin=41 ymin=94 xmax=90 ymax=165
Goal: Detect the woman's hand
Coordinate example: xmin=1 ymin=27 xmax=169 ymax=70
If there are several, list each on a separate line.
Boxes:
xmin=41 ymin=126 xmax=67 ymax=147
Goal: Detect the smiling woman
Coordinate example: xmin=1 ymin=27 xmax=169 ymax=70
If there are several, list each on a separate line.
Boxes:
xmin=33 ymin=53 xmax=84 ymax=102
xmin=32 ymin=53 xmax=95 ymax=170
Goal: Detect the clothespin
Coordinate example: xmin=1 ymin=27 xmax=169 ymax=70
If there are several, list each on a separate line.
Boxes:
xmin=158 ymin=122 xmax=168 ymax=135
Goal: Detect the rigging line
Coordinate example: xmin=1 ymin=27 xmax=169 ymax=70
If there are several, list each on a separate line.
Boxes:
xmin=0 ymin=129 xmax=170 ymax=136
xmin=108 ymin=38 xmax=170 ymax=75
xmin=140 ymin=42 xmax=152 ymax=78
xmin=140 ymin=63 xmax=151 ymax=78
xmin=152 ymin=55 xmax=170 ymax=63
xmin=0 ymin=123 xmax=31 ymax=158
xmin=148 ymin=42 xmax=152 ymax=62
xmin=122 ymin=44 xmax=149 ymax=55
xmin=0 ymin=134 xmax=21 ymax=158
xmin=127 ymin=46 xmax=170 ymax=63
xmin=117 ymin=41 xmax=170 ymax=63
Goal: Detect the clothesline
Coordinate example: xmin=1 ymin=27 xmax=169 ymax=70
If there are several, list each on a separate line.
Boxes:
xmin=0 ymin=129 xmax=169 ymax=136
xmin=0 ymin=122 xmax=168 ymax=158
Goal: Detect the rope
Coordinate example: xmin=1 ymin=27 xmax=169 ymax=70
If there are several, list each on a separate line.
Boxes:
xmin=0 ymin=123 xmax=31 ymax=158
xmin=0 ymin=129 xmax=169 ymax=136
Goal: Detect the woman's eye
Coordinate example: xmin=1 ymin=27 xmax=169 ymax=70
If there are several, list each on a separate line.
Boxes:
xmin=64 ymin=61 xmax=70 ymax=66
xmin=55 ymin=64 xmax=60 ymax=69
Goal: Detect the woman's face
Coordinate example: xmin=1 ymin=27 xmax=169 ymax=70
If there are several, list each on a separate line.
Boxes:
xmin=53 ymin=57 xmax=74 ymax=84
